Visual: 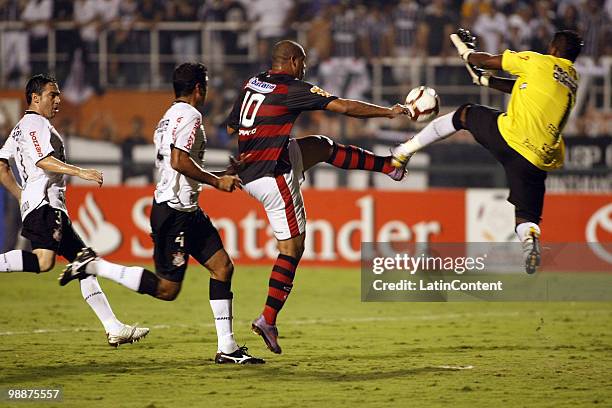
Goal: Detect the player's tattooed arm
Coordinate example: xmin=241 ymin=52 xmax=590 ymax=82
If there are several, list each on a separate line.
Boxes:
xmin=36 ymin=156 xmax=103 ymax=186
xmin=326 ymin=98 xmax=411 ymax=119
xmin=0 ymin=159 xmax=22 ymax=200
xmin=170 ymin=147 xmax=241 ymax=192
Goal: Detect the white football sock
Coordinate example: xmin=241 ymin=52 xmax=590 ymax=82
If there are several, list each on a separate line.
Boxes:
xmin=0 ymin=250 xmax=23 ymax=272
xmin=80 ymin=275 xmax=123 ymax=333
xmin=516 ymin=222 xmax=541 ymax=242
xmin=400 ymin=111 xmax=458 ymax=155
xmin=85 ymin=259 xmax=144 ymax=292
xmin=210 ymin=299 xmax=239 ymax=354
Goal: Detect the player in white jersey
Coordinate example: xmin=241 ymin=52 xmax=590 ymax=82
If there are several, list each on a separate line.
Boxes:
xmin=60 ymin=63 xmax=264 ymax=364
xmin=0 ymin=74 xmax=149 ymax=347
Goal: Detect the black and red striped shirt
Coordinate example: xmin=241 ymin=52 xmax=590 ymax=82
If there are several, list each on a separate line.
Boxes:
xmin=226 ymin=71 xmax=337 ymax=184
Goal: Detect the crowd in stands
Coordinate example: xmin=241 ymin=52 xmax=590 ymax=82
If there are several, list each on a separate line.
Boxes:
xmin=0 ymin=0 xmax=611 ymax=146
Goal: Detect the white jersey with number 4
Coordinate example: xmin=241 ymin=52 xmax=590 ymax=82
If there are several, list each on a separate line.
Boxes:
xmin=0 ymin=112 xmax=67 ymax=220
xmin=153 ymin=102 xmax=206 ymax=212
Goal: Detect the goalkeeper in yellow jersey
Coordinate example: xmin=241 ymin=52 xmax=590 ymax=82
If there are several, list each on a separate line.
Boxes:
xmin=392 ymin=29 xmax=583 ymax=274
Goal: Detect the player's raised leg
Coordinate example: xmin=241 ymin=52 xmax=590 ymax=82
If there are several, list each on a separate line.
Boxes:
xmin=0 ymin=248 xmax=50 ymax=272
xmin=60 ymin=247 xmax=163 ymax=297
xmin=0 ymin=249 xmax=43 ymax=272
xmin=298 ymin=135 xmax=408 ymax=181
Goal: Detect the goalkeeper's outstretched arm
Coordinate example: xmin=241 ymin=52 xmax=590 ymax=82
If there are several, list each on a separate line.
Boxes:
xmin=450 ymin=31 xmax=515 ymax=94
xmin=466 ymin=53 xmax=516 ymax=94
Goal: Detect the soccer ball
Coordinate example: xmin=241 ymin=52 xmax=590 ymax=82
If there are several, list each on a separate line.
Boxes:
xmin=405 ymin=86 xmax=440 ymax=123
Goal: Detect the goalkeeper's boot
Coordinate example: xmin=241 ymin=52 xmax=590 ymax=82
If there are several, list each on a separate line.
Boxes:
xmin=522 ymin=228 xmax=541 ymax=275
xmin=251 ymin=315 xmax=282 ymax=354
xmin=107 ymin=324 xmax=150 ymax=347
xmin=215 ymin=346 xmax=265 ymax=364
xmin=390 ymin=143 xmax=414 ymax=170
xmin=59 ymin=247 xmax=98 ymax=286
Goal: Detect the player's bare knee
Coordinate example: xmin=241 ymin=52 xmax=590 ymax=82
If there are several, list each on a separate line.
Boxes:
xmin=294 ymin=242 xmax=305 ymax=260
xmin=316 ymin=134 xmax=333 ymax=147
xmin=300 ymin=135 xmax=333 ymax=157
xmin=36 ymin=255 xmax=55 ymax=272
xmin=157 ymin=288 xmax=180 ymax=301
xmin=211 ymin=261 xmax=234 ymax=282
xmin=278 ymin=238 xmax=305 ymax=260
xmin=452 ymin=104 xmax=472 ymax=130
xmin=156 ymin=280 xmax=181 ymax=301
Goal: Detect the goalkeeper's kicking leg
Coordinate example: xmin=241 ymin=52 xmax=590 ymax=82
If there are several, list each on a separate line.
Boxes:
xmin=392 ymin=103 xmax=544 ymax=274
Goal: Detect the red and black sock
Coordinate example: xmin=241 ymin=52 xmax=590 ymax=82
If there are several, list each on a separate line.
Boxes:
xmin=263 ymin=254 xmax=298 ymax=325
xmin=325 ymin=142 xmax=394 ymax=174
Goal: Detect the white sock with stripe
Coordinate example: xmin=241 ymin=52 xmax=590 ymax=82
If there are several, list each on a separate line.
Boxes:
xmin=85 ymin=259 xmax=145 ymax=292
xmin=0 ymin=250 xmax=23 ymax=271
xmin=210 ymin=299 xmax=239 ymax=354
xmin=80 ymin=275 xmax=123 ymax=334
xmin=0 ymin=250 xmax=40 ymax=272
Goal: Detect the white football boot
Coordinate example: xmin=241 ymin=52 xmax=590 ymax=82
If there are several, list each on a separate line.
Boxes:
xmin=107 ymin=324 xmax=150 ymax=347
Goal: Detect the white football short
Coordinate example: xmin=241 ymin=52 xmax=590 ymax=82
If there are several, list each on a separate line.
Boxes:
xmin=243 ymin=138 xmax=306 ymax=241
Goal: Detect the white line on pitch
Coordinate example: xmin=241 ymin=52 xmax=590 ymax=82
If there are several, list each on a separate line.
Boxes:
xmin=0 ymin=311 xmax=522 ymax=337
xmin=2 ymin=309 xmax=609 ymax=337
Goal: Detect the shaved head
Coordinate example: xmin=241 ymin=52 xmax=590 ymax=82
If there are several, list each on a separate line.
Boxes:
xmin=272 ymin=40 xmax=305 ymax=66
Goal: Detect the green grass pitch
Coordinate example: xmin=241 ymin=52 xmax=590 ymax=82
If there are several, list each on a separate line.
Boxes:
xmin=1 ymin=265 xmax=611 ymax=407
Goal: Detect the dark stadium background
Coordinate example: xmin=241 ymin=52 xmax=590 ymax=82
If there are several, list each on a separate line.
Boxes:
xmin=0 ymin=0 xmax=610 ymax=256
xmin=0 ymin=2 xmax=611 ymax=407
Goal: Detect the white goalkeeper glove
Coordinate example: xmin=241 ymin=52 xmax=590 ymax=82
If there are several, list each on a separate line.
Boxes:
xmin=450 ymin=29 xmax=489 ymax=87
xmin=464 ymin=63 xmax=491 ymax=87
xmin=450 ymin=30 xmax=475 ymax=61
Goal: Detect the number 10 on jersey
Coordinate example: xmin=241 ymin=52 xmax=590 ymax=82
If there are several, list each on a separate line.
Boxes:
xmin=239 ymin=91 xmax=265 ymax=127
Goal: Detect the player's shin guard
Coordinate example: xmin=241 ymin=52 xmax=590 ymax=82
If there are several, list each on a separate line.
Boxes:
xmin=209 ymin=279 xmax=239 ymax=354
xmin=326 ymin=142 xmax=395 ymax=175
xmin=0 ymin=250 xmax=40 ymax=272
xmin=263 ymin=254 xmax=298 ymax=325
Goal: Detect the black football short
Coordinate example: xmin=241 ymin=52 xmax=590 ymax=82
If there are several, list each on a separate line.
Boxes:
xmin=150 ymin=200 xmax=224 ymax=282
xmin=463 ymin=104 xmax=547 ymax=223
xmin=21 ymin=204 xmax=86 ymax=262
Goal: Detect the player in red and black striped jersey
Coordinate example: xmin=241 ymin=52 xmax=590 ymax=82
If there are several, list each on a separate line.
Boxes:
xmin=225 ymin=40 xmax=412 ymax=354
